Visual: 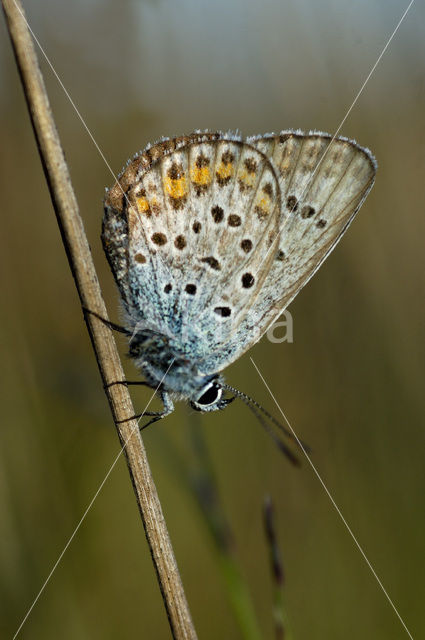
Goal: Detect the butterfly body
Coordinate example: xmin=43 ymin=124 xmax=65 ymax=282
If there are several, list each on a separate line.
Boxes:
xmin=103 ymin=130 xmax=376 ymax=414
xmin=126 ymin=326 xmax=221 ymax=404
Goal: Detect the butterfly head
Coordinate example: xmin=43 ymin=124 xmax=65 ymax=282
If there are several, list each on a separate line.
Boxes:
xmin=190 ymin=376 xmax=235 ymax=413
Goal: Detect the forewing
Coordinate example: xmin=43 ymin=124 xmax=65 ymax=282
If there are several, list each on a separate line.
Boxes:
xmin=103 ymin=134 xmax=282 ymax=361
xmin=199 ymin=131 xmax=376 ymax=374
xmin=103 ymin=133 xmax=220 ymax=328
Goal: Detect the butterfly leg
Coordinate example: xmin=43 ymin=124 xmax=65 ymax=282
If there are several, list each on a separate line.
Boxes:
xmin=116 ymin=391 xmax=174 ymax=428
xmin=105 ymin=380 xmax=152 ymax=390
xmin=140 ymin=392 xmax=174 ymax=431
xmin=84 ymin=311 xmax=152 ymax=390
xmin=82 ymin=306 xmax=131 ymax=335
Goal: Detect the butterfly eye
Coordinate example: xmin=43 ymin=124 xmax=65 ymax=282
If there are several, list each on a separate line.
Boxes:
xmin=196 ymin=383 xmax=222 ymax=407
xmin=196 ymin=383 xmax=223 ymax=406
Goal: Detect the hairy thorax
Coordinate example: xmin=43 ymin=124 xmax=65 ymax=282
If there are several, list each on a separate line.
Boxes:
xmin=128 ymin=329 xmax=216 ymax=399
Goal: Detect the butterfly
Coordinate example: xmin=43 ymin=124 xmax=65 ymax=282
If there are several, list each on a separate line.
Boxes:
xmin=102 ymin=130 xmax=376 ymax=461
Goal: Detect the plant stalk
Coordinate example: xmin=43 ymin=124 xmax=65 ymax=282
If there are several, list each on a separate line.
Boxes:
xmin=2 ymin=1 xmax=197 ymax=637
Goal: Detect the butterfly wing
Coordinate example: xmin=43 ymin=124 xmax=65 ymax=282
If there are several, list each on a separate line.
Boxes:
xmin=103 ymin=134 xmax=284 ymax=363
xmin=198 ymin=131 xmax=377 ymax=374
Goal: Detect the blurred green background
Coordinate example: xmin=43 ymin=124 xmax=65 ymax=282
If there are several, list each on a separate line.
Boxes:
xmin=1 ymin=1 xmax=424 ymax=638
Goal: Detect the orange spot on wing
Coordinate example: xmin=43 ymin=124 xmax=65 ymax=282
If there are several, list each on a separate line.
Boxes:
xmin=254 ymin=195 xmax=271 ymax=218
xmin=136 ymin=196 xmax=151 ymax=213
xmin=238 ymin=170 xmax=256 ymax=188
xmin=190 ymin=165 xmax=211 ymax=186
xmin=164 ymin=175 xmax=188 ymax=199
xmin=216 ymin=163 xmax=234 ymax=181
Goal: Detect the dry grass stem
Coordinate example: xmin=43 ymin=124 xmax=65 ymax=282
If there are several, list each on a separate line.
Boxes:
xmin=2 ymin=1 xmax=197 ymax=637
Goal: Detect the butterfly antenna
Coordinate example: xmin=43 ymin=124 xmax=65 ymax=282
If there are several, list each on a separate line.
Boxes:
xmin=222 ymin=383 xmax=310 ymax=456
xmin=224 ymin=386 xmax=300 ymax=466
